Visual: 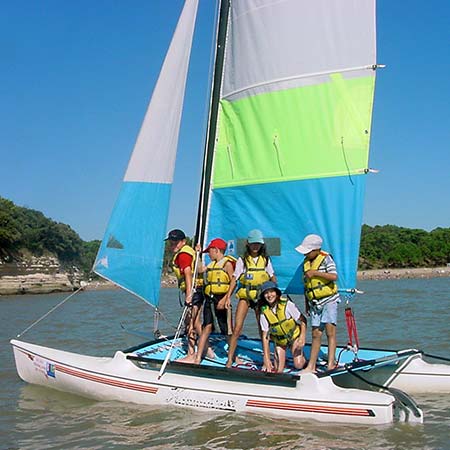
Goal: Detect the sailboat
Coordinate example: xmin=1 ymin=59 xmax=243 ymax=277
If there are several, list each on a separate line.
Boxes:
xmin=11 ymin=0 xmax=449 ymax=424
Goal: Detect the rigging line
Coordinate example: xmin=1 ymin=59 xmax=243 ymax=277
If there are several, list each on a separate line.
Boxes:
xmin=16 ymin=282 xmax=89 ymax=338
xmin=223 ymin=64 xmax=378 ymax=100
xmin=158 ymin=250 xmax=202 ymax=378
xmin=340 ymin=136 xmax=354 ymax=185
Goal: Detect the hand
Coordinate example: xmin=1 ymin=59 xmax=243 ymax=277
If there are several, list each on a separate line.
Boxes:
xmin=217 ymin=297 xmax=227 ymax=310
xmin=185 ymin=294 xmax=192 ymax=306
xmin=304 ymin=269 xmax=319 ymax=279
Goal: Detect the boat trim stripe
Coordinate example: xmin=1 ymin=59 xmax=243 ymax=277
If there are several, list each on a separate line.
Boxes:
xmin=246 ymin=399 xmax=375 ymax=417
xmin=55 ymin=364 xmax=158 ymax=394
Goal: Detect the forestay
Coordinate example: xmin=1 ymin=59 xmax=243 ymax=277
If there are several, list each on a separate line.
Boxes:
xmin=205 ymin=0 xmax=377 ymax=293
xmin=94 ymin=0 xmax=199 ymax=306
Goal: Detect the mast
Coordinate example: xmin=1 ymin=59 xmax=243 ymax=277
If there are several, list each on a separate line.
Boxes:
xmin=194 ymin=0 xmax=231 ymax=246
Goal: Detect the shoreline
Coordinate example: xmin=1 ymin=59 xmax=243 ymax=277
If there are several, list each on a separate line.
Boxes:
xmin=1 ymin=267 xmax=449 ymax=296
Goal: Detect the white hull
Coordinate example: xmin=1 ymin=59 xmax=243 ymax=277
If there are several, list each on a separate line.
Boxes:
xmin=333 ymin=352 xmax=450 ymax=394
xmin=11 ymin=339 xmax=397 ymax=425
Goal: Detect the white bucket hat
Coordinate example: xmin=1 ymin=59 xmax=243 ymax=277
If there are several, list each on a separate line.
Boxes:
xmin=295 ymin=234 xmax=323 ymax=254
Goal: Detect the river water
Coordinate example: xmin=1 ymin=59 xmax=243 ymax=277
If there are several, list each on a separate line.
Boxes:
xmin=1 ymin=278 xmax=449 ymax=449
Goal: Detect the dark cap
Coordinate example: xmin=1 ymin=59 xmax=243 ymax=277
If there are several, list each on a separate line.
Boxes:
xmin=165 ymin=229 xmax=186 ymax=241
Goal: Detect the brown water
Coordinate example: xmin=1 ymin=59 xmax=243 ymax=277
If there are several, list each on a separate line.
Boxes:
xmin=2 ymin=278 xmax=450 ymax=449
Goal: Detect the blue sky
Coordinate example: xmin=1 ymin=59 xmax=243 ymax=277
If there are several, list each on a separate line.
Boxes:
xmin=1 ymin=1 xmax=449 ymax=241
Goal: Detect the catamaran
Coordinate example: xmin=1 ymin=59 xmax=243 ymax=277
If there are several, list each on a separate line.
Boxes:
xmin=11 ymin=0 xmax=449 ymax=424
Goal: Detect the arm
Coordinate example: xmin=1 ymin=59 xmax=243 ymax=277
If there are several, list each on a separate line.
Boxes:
xmin=223 ymin=275 xmax=237 ymax=309
xmin=298 ymin=314 xmax=307 ymax=347
xmin=304 ymin=270 xmax=337 ymax=281
xmin=261 ymin=330 xmax=273 ymax=372
xmin=183 ymin=266 xmax=193 ymax=305
xmin=217 ymin=261 xmax=235 ymax=310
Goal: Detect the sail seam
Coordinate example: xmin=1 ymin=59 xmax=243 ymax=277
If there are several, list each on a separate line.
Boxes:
xmin=223 ymin=64 xmax=376 ymax=100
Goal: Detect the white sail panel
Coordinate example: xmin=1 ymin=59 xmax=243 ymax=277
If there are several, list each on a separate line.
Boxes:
xmin=125 ymin=0 xmax=199 ymax=183
xmin=223 ymin=0 xmax=376 ymax=100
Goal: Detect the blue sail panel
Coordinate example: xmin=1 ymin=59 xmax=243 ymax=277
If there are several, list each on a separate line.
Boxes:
xmin=95 ymin=182 xmax=171 ymax=306
xmin=206 ymin=175 xmax=366 ymax=295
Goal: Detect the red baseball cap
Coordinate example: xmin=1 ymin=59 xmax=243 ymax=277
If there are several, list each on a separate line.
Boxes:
xmin=203 ymin=238 xmax=227 ymax=252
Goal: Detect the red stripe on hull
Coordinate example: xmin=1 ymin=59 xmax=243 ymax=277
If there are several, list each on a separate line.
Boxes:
xmin=54 ymin=364 xmax=158 ymax=394
xmin=246 ymin=399 xmax=373 ymax=417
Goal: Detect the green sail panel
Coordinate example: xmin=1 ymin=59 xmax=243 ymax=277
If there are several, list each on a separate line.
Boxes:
xmin=213 ymin=73 xmax=375 ymax=189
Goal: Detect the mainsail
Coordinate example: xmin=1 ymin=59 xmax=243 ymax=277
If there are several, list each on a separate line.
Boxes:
xmin=204 ymin=0 xmax=378 ymax=294
xmin=94 ymin=0 xmax=199 ymax=306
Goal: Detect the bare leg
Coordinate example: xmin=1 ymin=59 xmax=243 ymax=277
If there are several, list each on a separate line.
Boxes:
xmin=325 ymin=323 xmax=337 ymax=369
xmin=187 ymin=305 xmax=201 ymax=356
xmin=194 ymin=323 xmax=213 ymax=364
xmin=303 ymin=327 xmax=322 ymax=373
xmin=275 ymin=346 xmax=286 ymax=373
xmin=291 ymin=338 xmax=306 ymax=370
xmin=226 ymin=299 xmax=249 ymax=368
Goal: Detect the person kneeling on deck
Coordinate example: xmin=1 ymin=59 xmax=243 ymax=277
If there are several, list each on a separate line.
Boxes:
xmin=181 ymin=238 xmax=236 ymax=364
xmin=259 ymin=281 xmax=307 ymax=373
xmin=295 ymin=234 xmax=340 ymax=373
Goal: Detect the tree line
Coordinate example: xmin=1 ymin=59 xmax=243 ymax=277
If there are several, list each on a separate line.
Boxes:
xmin=0 ymin=196 xmax=99 ymax=273
xmin=1 ymin=196 xmax=449 ymax=274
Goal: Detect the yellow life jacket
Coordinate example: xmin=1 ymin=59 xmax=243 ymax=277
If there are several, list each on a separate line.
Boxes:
xmin=172 ymin=244 xmax=203 ymax=292
xmin=204 ymin=255 xmax=236 ymax=296
xmin=236 ymin=255 xmax=270 ymax=301
xmin=303 ymin=251 xmax=338 ymax=302
xmin=260 ymin=297 xmax=301 ymax=346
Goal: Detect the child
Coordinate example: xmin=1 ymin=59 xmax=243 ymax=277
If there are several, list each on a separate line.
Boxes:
xmin=295 ymin=234 xmax=339 ymax=372
xmin=181 ymin=238 xmax=235 ymax=364
xmin=166 ymin=229 xmax=204 ymax=357
xmin=259 ymin=281 xmax=307 ymax=373
xmin=223 ymin=229 xmax=276 ymax=368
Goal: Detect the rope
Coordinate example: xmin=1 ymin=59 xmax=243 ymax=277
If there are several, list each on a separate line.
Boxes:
xmin=16 ymin=282 xmax=88 ymax=338
xmin=344 ymin=305 xmax=360 ymax=350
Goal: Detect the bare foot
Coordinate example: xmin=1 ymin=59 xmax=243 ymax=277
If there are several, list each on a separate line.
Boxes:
xmin=205 ymin=347 xmax=216 ymax=360
xmin=177 ymin=354 xmax=197 ymax=364
xmin=327 ymin=361 xmax=338 ymax=371
xmin=234 ymin=356 xmax=244 ymax=365
xmin=301 ymin=366 xmax=317 ymax=374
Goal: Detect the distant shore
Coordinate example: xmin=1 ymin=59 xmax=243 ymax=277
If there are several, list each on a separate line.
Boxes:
xmin=87 ymin=266 xmax=450 ymax=291
xmin=1 ymin=266 xmax=449 ymax=295
xmin=357 ymin=266 xmax=450 ymax=280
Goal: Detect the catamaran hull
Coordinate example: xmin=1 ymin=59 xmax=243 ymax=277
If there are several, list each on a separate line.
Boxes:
xmin=11 ymin=339 xmax=395 ymax=425
xmin=333 ymin=353 xmax=450 ymax=394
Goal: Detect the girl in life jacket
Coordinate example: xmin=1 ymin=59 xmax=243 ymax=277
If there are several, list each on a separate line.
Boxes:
xmin=223 ymin=229 xmax=277 ymax=368
xmin=259 ymin=281 xmax=307 ymax=373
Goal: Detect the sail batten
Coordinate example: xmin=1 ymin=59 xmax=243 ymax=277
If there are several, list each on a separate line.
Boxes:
xmin=94 ymin=0 xmax=199 ymax=306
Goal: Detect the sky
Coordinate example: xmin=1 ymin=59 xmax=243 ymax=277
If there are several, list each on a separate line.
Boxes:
xmin=1 ymin=0 xmax=449 ymax=242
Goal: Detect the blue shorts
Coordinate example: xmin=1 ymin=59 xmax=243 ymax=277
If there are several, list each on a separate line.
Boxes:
xmin=310 ymin=300 xmax=338 ymax=329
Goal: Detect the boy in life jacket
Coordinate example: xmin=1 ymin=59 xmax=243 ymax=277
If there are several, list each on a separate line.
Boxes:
xmin=259 ymin=281 xmax=307 ymax=373
xmin=295 ymin=234 xmax=339 ymax=372
xmin=223 ymin=229 xmax=277 ymax=368
xmin=182 ymin=238 xmax=235 ymax=364
xmin=166 ymin=229 xmax=204 ymax=357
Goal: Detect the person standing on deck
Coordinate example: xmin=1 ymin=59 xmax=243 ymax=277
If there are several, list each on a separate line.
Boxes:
xmin=223 ymin=229 xmax=277 ymax=368
xmin=166 ymin=229 xmax=204 ymax=357
xmin=180 ymin=238 xmax=235 ymax=364
xmin=295 ymin=234 xmax=340 ymax=372
xmin=259 ymin=281 xmax=307 ymax=373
